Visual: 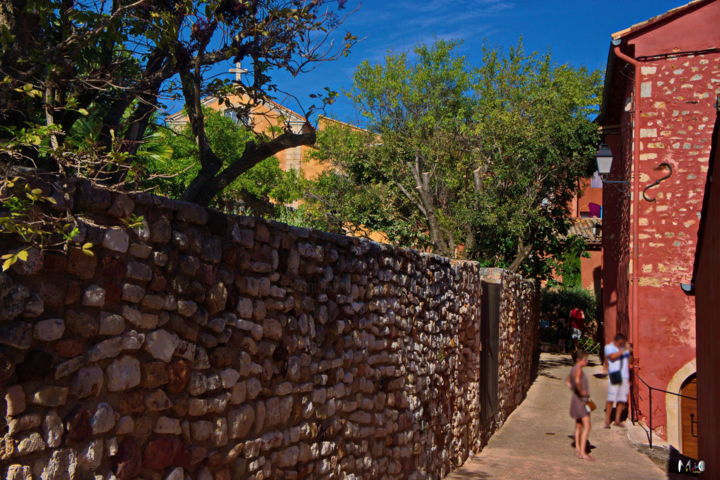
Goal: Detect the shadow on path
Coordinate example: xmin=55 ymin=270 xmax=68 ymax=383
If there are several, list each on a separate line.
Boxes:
xmin=446 ymin=353 xmax=668 ymax=480
xmin=537 ymin=354 xmax=572 ymax=379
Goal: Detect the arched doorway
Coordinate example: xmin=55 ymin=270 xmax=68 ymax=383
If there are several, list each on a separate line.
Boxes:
xmin=665 ymin=359 xmax=696 ymax=451
xmin=680 ymin=374 xmax=698 ymax=459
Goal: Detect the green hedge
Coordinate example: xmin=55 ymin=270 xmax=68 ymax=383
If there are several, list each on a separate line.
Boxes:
xmin=540 ymin=287 xmax=600 ymax=347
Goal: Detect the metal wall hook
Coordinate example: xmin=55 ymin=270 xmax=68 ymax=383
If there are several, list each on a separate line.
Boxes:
xmin=642 ymin=162 xmax=673 ymax=202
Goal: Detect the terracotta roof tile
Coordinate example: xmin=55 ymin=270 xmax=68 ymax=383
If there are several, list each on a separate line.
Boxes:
xmin=568 ymin=218 xmax=602 ymax=245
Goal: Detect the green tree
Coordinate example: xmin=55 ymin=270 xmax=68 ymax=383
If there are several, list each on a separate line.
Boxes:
xmin=303 ymin=40 xmax=601 ymax=278
xmin=143 ymin=110 xmax=302 ymax=212
xmin=0 ymin=0 xmax=355 ymax=203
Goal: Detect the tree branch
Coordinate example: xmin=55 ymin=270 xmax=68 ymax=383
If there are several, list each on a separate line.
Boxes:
xmin=508 ymin=240 xmax=532 ymax=272
xmin=183 ymin=125 xmax=317 ymax=206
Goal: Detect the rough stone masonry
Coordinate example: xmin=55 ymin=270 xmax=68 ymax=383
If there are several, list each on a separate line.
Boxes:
xmin=0 ymin=183 xmax=539 ymax=480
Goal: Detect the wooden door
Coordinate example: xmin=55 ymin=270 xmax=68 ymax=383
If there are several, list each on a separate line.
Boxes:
xmin=680 ymin=375 xmax=698 ymax=459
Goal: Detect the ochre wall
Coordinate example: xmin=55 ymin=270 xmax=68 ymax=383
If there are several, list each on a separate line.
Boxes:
xmin=0 ymin=183 xmax=539 ymax=480
xmin=602 ymin=10 xmax=719 ymax=442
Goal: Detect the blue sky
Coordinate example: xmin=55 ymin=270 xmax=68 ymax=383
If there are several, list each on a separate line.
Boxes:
xmin=182 ymin=0 xmax=690 ymax=126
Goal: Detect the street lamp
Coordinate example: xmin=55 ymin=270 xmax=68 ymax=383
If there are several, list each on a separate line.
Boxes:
xmin=595 ymin=143 xmax=630 ymax=187
xmin=595 ymin=143 xmax=614 ymax=175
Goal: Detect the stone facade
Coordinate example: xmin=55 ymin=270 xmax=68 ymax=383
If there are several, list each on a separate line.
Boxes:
xmin=600 ymin=0 xmax=720 ymax=444
xmin=0 ymin=185 xmax=539 ymax=480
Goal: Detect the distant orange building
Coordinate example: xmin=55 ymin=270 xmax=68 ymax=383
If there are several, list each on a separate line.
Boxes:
xmin=567 ymin=175 xmax=603 ymax=295
xmin=165 ymin=92 xmax=330 ymax=180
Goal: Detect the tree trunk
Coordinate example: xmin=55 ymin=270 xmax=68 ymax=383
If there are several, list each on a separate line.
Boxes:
xmin=508 ymin=240 xmax=532 ymax=272
xmin=410 ymin=155 xmax=450 ymax=256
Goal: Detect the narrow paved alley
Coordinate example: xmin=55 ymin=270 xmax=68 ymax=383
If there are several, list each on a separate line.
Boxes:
xmin=447 ymin=353 xmax=669 ymax=480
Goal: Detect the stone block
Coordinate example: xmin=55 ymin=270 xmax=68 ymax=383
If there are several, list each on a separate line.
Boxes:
xmin=228 ymin=405 xmax=255 ymax=440
xmin=8 ymin=413 xmax=41 ymax=434
xmin=102 ymin=228 xmax=130 ymax=253
xmin=16 ymin=432 xmax=46 ymax=456
xmin=31 ymin=386 xmax=68 ymax=407
xmin=71 ymin=366 xmax=104 ymax=398
xmin=220 ymin=368 xmax=240 ymax=388
xmin=33 ymin=318 xmax=65 ymax=342
xmin=145 ymin=390 xmax=173 ymax=412
xmin=114 ymin=437 xmax=142 ymax=479
xmin=106 ymin=355 xmax=141 ymax=391
xmin=65 ymin=310 xmax=98 ymax=338
xmin=42 ymin=411 xmax=63 ymax=448
xmin=142 ymin=294 xmax=166 ymax=310
xmin=262 ymin=318 xmax=282 ymax=341
xmin=54 ymin=338 xmax=86 ymax=358
xmin=81 ymin=285 xmax=106 ymax=308
xmin=144 ymin=329 xmax=179 ymax=362
xmin=177 ymin=203 xmax=208 ymax=225
xmin=122 ymin=284 xmax=145 ymax=303
xmin=231 ymin=224 xmax=254 ymax=248
xmin=126 ymin=261 xmax=152 ymax=282
xmin=142 ymin=437 xmax=185 ymax=471
xmin=0 ymin=321 xmax=32 ymax=349
xmin=212 ymin=418 xmax=228 ymax=447
xmin=6 ymin=464 xmax=32 ymax=480
xmin=155 ymin=416 xmax=182 ymax=435
xmin=177 ymin=300 xmax=198 ymax=318
xmin=67 ymin=248 xmax=97 ymax=279
xmin=90 ymin=402 xmax=116 ymax=434
xmin=40 ymin=448 xmax=77 ymax=480
xmin=98 ymin=312 xmax=125 ymax=335
xmin=78 ymin=439 xmax=103 ymax=471
xmin=129 ymin=243 xmax=152 ymax=258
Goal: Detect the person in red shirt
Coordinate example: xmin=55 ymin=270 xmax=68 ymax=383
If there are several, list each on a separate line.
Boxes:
xmin=569 ymin=308 xmax=585 ymax=351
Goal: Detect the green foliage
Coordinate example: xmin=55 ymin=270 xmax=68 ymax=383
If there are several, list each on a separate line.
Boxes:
xmin=142 ymin=110 xmax=302 ymax=210
xmin=540 ymin=287 xmax=600 ymax=344
xmin=301 ymin=40 xmax=601 ymax=277
xmin=0 ymin=176 xmax=94 ymax=269
xmin=0 ymin=0 xmax=354 ymax=204
xmin=541 ymin=287 xmax=598 ymax=323
xmin=558 ymin=250 xmax=582 ymax=289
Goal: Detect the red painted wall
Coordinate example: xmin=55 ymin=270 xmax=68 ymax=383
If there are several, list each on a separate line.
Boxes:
xmin=631 ymin=51 xmax=717 ymax=439
xmin=580 ymin=250 xmax=602 ymax=293
xmin=602 ymin=99 xmax=633 ymax=353
xmin=630 ymin=1 xmax=720 ymax=58
xmin=695 ymin=117 xmax=720 ymax=479
xmin=601 ymin=0 xmax=720 ymax=442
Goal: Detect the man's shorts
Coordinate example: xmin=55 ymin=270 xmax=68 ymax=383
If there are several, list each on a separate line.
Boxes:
xmin=571 ymin=327 xmax=582 ymax=340
xmin=608 ymin=378 xmax=630 ymax=403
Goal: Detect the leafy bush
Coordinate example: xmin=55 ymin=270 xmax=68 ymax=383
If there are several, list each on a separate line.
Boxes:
xmin=540 ymin=287 xmax=600 ymax=346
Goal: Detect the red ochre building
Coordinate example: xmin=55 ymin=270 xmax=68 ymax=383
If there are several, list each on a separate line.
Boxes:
xmin=597 ymin=0 xmax=719 ymax=459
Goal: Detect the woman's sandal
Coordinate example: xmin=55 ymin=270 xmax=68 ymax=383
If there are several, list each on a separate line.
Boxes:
xmin=581 ymin=454 xmax=596 ymax=461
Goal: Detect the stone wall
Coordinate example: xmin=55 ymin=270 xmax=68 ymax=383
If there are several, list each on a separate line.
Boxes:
xmin=1 ymin=185 xmax=539 ymax=480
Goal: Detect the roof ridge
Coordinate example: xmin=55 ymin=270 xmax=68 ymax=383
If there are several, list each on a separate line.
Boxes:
xmin=611 ymin=0 xmax=712 ymax=40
